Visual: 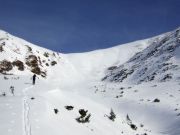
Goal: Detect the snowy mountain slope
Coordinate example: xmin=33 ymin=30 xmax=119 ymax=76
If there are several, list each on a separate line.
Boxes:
xmin=50 ymin=39 xmax=150 ymax=87
xmin=0 ymin=30 xmax=61 ymax=77
xmin=0 ymin=28 xmax=180 ymax=135
xmin=0 ymin=29 xmax=149 ymax=86
xmin=103 ymin=28 xmax=180 ymax=84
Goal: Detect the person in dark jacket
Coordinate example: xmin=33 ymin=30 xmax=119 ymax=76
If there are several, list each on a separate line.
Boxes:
xmin=10 ymin=86 xmax=14 ymax=96
xmin=32 ymin=74 xmax=36 ymax=85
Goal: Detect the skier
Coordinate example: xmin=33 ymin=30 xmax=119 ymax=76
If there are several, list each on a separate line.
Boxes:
xmin=32 ymin=74 xmax=36 ymax=85
xmin=10 ymin=86 xmax=14 ymax=96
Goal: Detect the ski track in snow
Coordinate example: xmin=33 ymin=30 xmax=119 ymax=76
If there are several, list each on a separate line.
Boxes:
xmin=23 ymin=86 xmax=33 ymax=135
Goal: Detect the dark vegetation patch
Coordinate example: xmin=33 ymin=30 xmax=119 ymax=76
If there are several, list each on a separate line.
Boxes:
xmin=0 ymin=44 xmax=4 ymax=52
xmin=54 ymin=108 xmax=59 ymax=114
xmin=44 ymin=52 xmax=49 ymax=57
xmin=134 ymin=90 xmax=138 ymax=92
xmin=76 ymin=109 xmax=91 ymax=123
xmin=38 ymin=56 xmax=42 ymax=67
xmin=105 ymin=109 xmax=116 ymax=121
xmin=153 ymin=98 xmax=160 ymax=103
xmin=139 ymin=72 xmax=157 ymax=83
xmin=41 ymin=71 xmax=47 ymax=78
xmin=65 ymin=105 xmax=74 ymax=111
xmin=51 ymin=61 xmax=57 ymax=66
xmin=0 ymin=92 xmax=6 ymax=97
xmin=4 ymin=76 xmax=9 ymax=80
xmin=116 ymin=95 xmax=123 ymax=98
xmin=151 ymin=85 xmax=157 ymax=87
xmin=161 ymin=74 xmax=172 ymax=82
xmin=130 ymin=124 xmax=137 ymax=130
xmin=114 ymin=69 xmax=134 ymax=82
xmin=126 ymin=114 xmax=137 ymax=130
xmin=107 ymin=66 xmax=117 ymax=70
xmin=31 ymin=97 xmax=35 ymax=100
xmin=120 ymin=91 xmax=124 ymax=94
xmin=94 ymin=86 xmax=98 ymax=93
xmin=174 ymin=108 xmax=178 ymax=111
xmin=25 ymin=45 xmax=32 ymax=52
xmin=52 ymin=52 xmax=56 ymax=57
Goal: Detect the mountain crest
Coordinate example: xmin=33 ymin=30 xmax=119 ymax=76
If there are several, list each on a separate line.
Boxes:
xmin=103 ymin=28 xmax=180 ymax=84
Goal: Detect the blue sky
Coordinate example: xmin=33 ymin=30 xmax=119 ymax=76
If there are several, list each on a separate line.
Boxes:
xmin=0 ymin=0 xmax=180 ymax=53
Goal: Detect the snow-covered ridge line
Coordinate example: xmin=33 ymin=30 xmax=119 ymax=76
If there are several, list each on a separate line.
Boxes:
xmin=0 ymin=27 xmax=180 ymax=84
xmin=103 ymin=27 xmax=180 ymax=84
xmin=0 ymin=28 xmax=153 ymax=84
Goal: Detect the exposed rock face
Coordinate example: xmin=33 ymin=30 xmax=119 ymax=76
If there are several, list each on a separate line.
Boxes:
xmin=0 ymin=60 xmax=13 ymax=73
xmin=26 ymin=55 xmax=38 ymax=67
xmin=12 ymin=60 xmax=24 ymax=71
xmin=26 ymin=55 xmax=41 ymax=75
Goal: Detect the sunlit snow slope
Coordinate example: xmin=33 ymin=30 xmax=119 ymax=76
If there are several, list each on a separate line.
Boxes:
xmin=0 ymin=28 xmax=180 ymax=135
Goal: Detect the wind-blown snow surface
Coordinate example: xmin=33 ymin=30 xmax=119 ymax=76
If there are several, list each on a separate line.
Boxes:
xmin=0 ymin=28 xmax=180 ymax=135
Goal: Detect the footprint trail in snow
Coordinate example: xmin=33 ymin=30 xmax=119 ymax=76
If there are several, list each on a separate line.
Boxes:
xmin=23 ymin=86 xmax=33 ymax=135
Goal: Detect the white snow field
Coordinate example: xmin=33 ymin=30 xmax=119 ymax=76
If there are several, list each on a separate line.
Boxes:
xmin=0 ymin=28 xmax=180 ymax=135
